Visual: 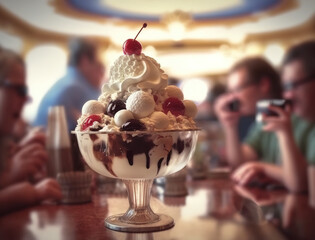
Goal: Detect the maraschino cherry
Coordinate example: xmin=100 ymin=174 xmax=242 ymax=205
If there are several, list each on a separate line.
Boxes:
xmin=123 ymin=23 xmax=147 ymax=55
xmin=81 ymin=115 xmax=102 ymax=131
xmin=162 ymin=97 xmax=185 ymax=116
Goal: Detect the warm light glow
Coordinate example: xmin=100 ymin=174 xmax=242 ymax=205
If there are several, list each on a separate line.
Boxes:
xmin=264 ymin=43 xmax=285 ymax=66
xmin=228 ymin=31 xmax=246 ymax=44
xmin=23 ymin=44 xmax=67 ymax=123
xmin=158 ymin=50 xmax=235 ymax=77
xmin=161 ymin=10 xmax=192 ymax=42
xmin=181 ymin=78 xmax=210 ymax=103
xmin=245 ymin=42 xmax=263 ymax=55
xmin=143 ymin=45 xmax=157 ymax=58
xmin=168 ymin=21 xmax=185 ymax=41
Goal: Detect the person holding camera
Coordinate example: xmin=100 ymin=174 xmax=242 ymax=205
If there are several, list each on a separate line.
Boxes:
xmin=217 ymin=41 xmax=315 ymax=193
xmin=215 ymin=57 xmax=282 ymax=141
xmin=214 ymin=57 xmax=282 ymax=165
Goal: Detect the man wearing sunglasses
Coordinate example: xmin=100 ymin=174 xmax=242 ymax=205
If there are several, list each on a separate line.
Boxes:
xmin=231 ymin=41 xmax=315 ymax=193
xmin=0 ymin=58 xmax=28 ymax=136
xmin=0 ymin=48 xmax=62 ymax=215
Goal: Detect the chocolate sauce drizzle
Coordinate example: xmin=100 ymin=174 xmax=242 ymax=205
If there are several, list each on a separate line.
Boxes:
xmin=126 ymin=150 xmax=133 ymax=166
xmin=145 ymin=152 xmax=150 ymax=169
xmin=173 ymin=137 xmax=193 ymax=154
xmin=166 ymin=150 xmax=172 ymax=166
xmin=173 ymin=138 xmax=184 ymax=154
xmin=123 ymin=135 xmax=155 ymax=169
xmin=157 ymin=157 xmax=164 ymax=175
xmin=90 ymin=133 xmax=192 ymax=177
xmin=91 ymin=134 xmax=120 ymax=177
xmin=91 ymin=133 xmax=155 ymax=176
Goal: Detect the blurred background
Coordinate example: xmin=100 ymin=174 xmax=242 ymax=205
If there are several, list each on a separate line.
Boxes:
xmin=0 ymin=0 xmax=314 ymax=124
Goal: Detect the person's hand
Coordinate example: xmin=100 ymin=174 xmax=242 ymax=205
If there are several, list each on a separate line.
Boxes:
xmin=214 ymin=93 xmax=240 ymax=129
xmin=18 ymin=127 xmax=46 ymax=148
xmin=0 ymin=180 xmax=61 ymax=215
xmin=231 ymin=162 xmax=266 ymax=186
xmin=262 ymin=105 xmax=292 ymax=135
xmin=7 ymin=143 xmax=48 ymax=184
xmin=234 ymin=185 xmax=286 ymax=206
xmin=34 ymin=178 xmax=62 ymax=202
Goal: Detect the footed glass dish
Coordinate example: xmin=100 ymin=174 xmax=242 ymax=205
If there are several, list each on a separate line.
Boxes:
xmin=73 ymin=129 xmax=199 ymax=232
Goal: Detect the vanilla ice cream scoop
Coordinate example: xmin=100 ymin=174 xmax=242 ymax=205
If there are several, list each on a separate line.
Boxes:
xmin=82 ymin=100 xmax=105 ymax=115
xmin=126 ymin=91 xmax=155 ymax=118
xmin=150 ymin=112 xmax=169 ymax=129
xmin=114 ymin=110 xmax=134 ymax=127
xmin=183 ymin=100 xmax=197 ymax=118
xmin=165 ymin=85 xmax=184 ymax=100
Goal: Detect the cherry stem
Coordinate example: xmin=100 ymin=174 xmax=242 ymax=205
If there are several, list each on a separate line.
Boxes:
xmin=134 ymin=23 xmax=147 ymax=41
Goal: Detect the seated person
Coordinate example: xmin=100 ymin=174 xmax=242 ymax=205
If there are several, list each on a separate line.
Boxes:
xmin=215 ymin=57 xmax=282 ymax=142
xmin=0 ymin=47 xmax=62 ymax=215
xmin=34 ymin=38 xmax=105 ymax=131
xmin=224 ymin=41 xmax=315 ymax=193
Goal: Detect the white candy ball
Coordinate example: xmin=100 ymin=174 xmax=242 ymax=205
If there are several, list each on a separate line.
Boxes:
xmin=126 ymin=91 xmax=155 ymax=118
xmin=114 ymin=110 xmax=134 ymax=127
xmin=82 ymin=100 xmax=105 ymax=115
xmin=150 ymin=112 xmax=169 ymax=129
xmin=183 ymin=100 xmax=197 ymax=118
xmin=165 ymin=85 xmax=184 ymax=100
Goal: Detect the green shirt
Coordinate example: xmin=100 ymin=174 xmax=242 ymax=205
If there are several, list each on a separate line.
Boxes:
xmin=244 ymin=115 xmax=315 ymax=165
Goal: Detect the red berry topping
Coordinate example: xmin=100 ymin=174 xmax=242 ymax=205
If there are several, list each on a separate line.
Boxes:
xmin=120 ymin=119 xmax=146 ymax=131
xmin=107 ymin=100 xmax=126 ymax=117
xmin=162 ymin=97 xmax=185 ymax=116
xmin=81 ymin=115 xmax=101 ymax=131
xmin=123 ymin=23 xmax=147 ymax=55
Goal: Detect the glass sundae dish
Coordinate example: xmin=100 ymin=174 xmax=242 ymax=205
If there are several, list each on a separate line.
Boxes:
xmin=75 ymin=129 xmax=198 ymax=232
xmin=73 ymin=24 xmax=200 ymax=232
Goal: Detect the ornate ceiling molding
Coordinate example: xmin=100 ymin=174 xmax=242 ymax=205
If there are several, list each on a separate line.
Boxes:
xmin=0 ymin=0 xmax=313 ymax=55
xmin=51 ymin=0 xmax=296 ymax=27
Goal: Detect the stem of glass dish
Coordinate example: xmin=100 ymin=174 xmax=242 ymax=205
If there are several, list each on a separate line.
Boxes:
xmin=121 ymin=179 xmax=159 ymax=224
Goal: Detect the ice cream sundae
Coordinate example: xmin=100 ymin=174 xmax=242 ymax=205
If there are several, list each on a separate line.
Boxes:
xmin=73 ymin=24 xmax=199 ymax=232
xmin=75 ymin=24 xmax=198 ymax=179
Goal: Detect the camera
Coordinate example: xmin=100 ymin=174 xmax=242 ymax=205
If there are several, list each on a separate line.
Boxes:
xmin=256 ymin=99 xmax=292 ymax=122
xmin=226 ymin=99 xmax=241 ymax=112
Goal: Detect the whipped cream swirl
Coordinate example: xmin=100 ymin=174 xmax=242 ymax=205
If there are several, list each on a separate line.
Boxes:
xmin=101 ymin=54 xmax=168 ymax=99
